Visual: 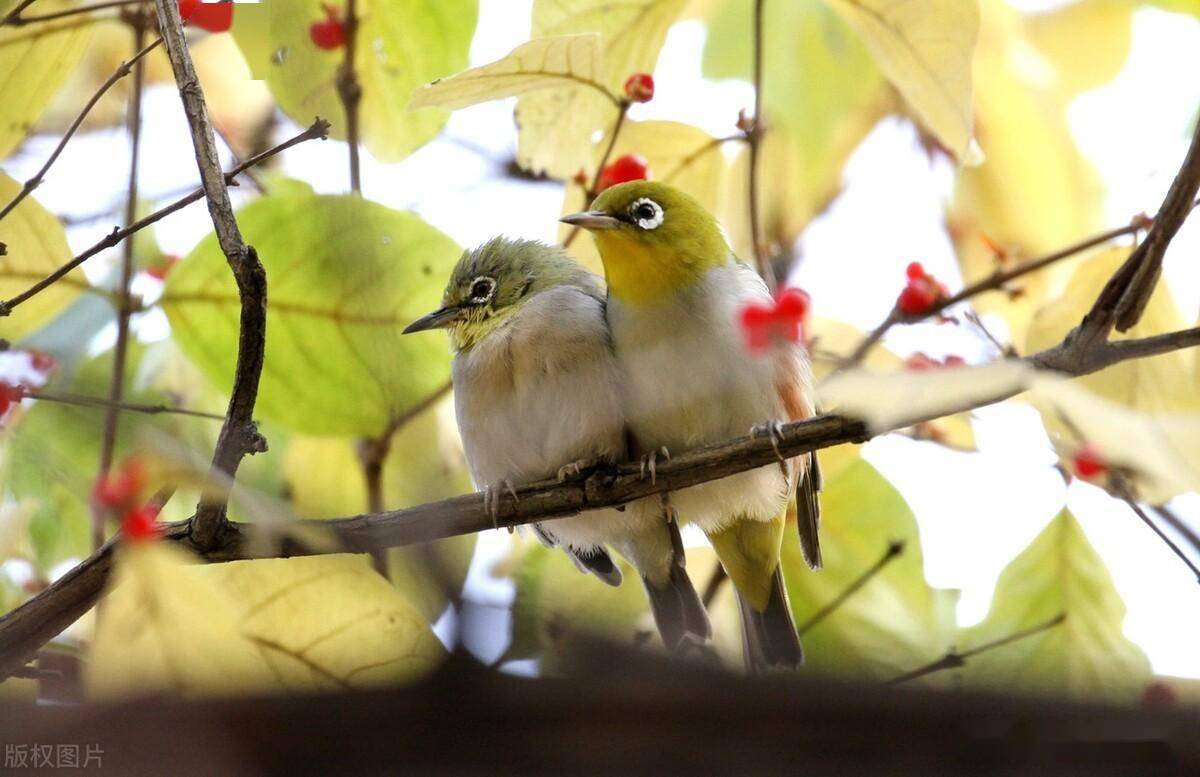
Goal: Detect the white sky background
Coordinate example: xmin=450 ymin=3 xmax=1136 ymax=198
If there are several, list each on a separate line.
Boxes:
xmin=5 ymin=0 xmax=1200 ymax=677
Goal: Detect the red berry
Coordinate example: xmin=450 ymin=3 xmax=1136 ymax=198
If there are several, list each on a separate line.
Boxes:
xmin=572 ymin=168 xmax=588 ymax=187
xmin=92 ymin=458 xmax=145 ymax=512
xmin=905 ymin=261 xmax=926 ymax=281
xmin=27 ymin=350 xmax=56 ymax=373
xmin=903 ymin=353 xmax=939 ymax=371
xmin=898 ymin=283 xmax=937 ymax=315
xmin=596 ymin=154 xmax=649 ymax=192
xmin=0 ymin=382 xmax=23 ymax=415
xmin=145 ymin=254 xmax=179 ymax=281
xmin=943 ymin=355 xmax=966 ymax=367
xmin=623 ymin=73 xmax=654 ymax=103
xmin=180 ymin=0 xmax=234 ymax=33
xmin=309 ymin=5 xmax=346 ymax=50
xmin=773 ymin=287 xmax=810 ymax=320
xmin=122 ymin=504 xmax=161 ymax=543
xmin=1072 ymin=443 xmax=1108 ymax=480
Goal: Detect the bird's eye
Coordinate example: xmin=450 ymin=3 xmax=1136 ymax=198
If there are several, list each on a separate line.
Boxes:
xmin=630 ymin=198 xmax=664 ymax=230
xmin=468 ymin=276 xmax=496 ymax=304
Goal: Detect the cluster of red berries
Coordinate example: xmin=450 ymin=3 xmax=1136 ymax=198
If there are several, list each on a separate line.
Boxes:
xmin=738 ymin=287 xmax=811 ymax=352
xmin=1070 ymin=442 xmax=1108 ymax=482
xmin=903 ymin=353 xmax=966 ymax=371
xmin=92 ymin=458 xmax=161 ymax=543
xmin=596 ymin=154 xmax=649 ymax=193
xmin=623 ymin=73 xmax=654 ymax=103
xmin=898 ymin=262 xmax=949 ymax=316
xmin=310 ymin=4 xmax=347 ymax=50
xmin=179 ymin=0 xmax=233 ymax=33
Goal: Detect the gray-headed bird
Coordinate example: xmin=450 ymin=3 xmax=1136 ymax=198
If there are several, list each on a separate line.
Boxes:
xmin=563 ymin=182 xmax=822 ymax=671
xmin=403 ymin=237 xmax=710 ymax=650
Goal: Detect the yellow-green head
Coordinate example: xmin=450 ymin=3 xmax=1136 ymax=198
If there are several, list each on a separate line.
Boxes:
xmin=403 ymin=237 xmax=597 ymax=351
xmin=562 ymin=181 xmax=729 ymax=304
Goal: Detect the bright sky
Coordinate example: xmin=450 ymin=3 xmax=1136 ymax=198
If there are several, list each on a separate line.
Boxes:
xmin=5 ymin=0 xmax=1200 ymax=678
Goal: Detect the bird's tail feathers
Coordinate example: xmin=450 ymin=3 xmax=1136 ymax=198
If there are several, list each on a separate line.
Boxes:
xmin=737 ymin=567 xmax=802 ymax=672
xmin=643 ymin=562 xmax=712 ymax=650
xmin=796 ymin=452 xmax=823 ymax=570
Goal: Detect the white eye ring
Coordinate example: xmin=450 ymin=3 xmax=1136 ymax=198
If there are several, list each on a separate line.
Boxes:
xmin=630 ymin=198 xmax=664 ymax=230
xmin=468 ymin=275 xmax=496 ymax=304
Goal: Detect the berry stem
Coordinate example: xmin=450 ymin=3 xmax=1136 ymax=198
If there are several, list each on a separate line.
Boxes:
xmin=563 ymin=100 xmax=630 ymax=249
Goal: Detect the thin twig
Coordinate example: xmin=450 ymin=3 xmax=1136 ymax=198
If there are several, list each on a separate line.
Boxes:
xmin=0 ymin=0 xmax=38 ymax=26
xmin=27 ymin=389 xmax=225 ymax=420
xmin=1150 ymin=504 xmax=1200 ymax=562
xmin=700 ymin=564 xmax=727 ymax=608
xmin=94 ymin=16 xmax=148 ymax=552
xmin=213 ymin=122 xmax=266 ymax=195
xmin=1116 ymin=488 xmax=1200 ymax=584
xmin=154 ymin=0 xmax=270 ymax=551
xmin=887 ymin=613 xmax=1066 ymax=686
xmin=4 ymin=0 xmax=146 ymax=26
xmin=337 ymin=0 xmax=362 ymax=194
xmin=796 ymin=540 xmax=905 ymax=637
xmin=0 ymin=36 xmax=162 ymax=224
xmin=0 ymin=119 xmax=330 ymax=317
xmin=563 ymin=101 xmax=630 ymax=249
xmin=746 ymin=0 xmax=771 ymax=286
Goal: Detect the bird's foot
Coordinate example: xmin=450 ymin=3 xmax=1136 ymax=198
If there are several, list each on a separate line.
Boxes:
xmin=556 ymin=455 xmax=605 ymax=483
xmin=638 ymin=446 xmax=671 ymax=484
xmin=750 ymin=420 xmax=786 ymax=462
xmin=483 ymin=479 xmax=520 ymax=531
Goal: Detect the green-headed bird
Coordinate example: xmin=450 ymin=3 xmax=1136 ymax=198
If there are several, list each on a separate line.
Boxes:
xmin=403 ymin=237 xmax=710 ymax=651
xmin=563 ymin=182 xmax=822 ymax=671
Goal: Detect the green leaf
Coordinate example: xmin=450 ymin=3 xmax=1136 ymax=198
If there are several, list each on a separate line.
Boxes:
xmin=959 ymin=510 xmax=1151 ymax=701
xmin=515 ymin=0 xmax=688 ymax=178
xmin=230 ymin=0 xmax=477 ymax=163
xmin=780 ymin=457 xmax=959 ymax=681
xmin=7 ymin=344 xmax=216 ymax=574
xmin=0 ymin=4 xmax=95 ymax=158
xmin=161 ymin=192 xmax=460 ymax=436
xmin=702 ymin=0 xmax=888 ymax=252
xmin=0 ymin=172 xmax=88 ymax=342
xmin=282 ymin=397 xmax=477 ymax=621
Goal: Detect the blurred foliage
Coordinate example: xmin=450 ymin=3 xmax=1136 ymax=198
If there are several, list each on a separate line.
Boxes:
xmin=959 ymin=510 xmax=1152 ymax=702
xmin=0 ymin=0 xmax=1196 ymax=703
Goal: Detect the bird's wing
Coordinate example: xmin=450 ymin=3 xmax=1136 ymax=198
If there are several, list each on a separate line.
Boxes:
xmin=775 ymin=344 xmax=823 ymax=570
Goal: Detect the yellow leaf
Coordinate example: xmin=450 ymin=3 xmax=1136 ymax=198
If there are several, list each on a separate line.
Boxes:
xmin=948 ymin=0 xmax=1107 ymax=343
xmin=0 ymin=5 xmax=95 ymax=157
xmin=518 ymin=0 xmax=688 ymax=178
xmin=823 ymin=0 xmax=981 ymax=163
xmin=89 ymin=545 xmax=445 ymax=698
xmin=0 ymin=172 xmax=87 ymax=342
xmin=88 ymin=543 xmax=277 ymax=699
xmin=559 ymin=120 xmax=732 ymax=273
xmin=1026 ymin=247 xmax=1199 ymax=414
xmin=410 ymin=33 xmax=607 ymax=110
xmin=204 ymin=554 xmax=445 ymax=691
xmin=1026 ymin=0 xmax=1133 ymax=96
xmin=1030 ymin=375 xmax=1200 ymax=503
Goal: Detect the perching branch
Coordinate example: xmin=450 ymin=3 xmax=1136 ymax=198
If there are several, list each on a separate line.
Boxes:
xmin=0 ymin=119 xmax=330 ymax=318
xmin=0 ymin=36 xmax=162 ymax=224
xmin=94 ymin=14 xmax=149 ymax=552
xmin=888 ymin=614 xmax=1066 ymax=686
xmin=154 ymin=0 xmax=268 ymax=551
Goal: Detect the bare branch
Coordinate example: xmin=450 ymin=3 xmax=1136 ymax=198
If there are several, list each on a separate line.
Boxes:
xmin=796 ymin=540 xmax=905 ymax=637
xmin=888 ymin=613 xmax=1066 ymax=685
xmin=94 ymin=15 xmax=149 ymax=552
xmin=0 ymin=119 xmax=329 ymax=320
xmin=563 ymin=101 xmax=631 ymax=250
xmin=27 ymin=389 xmax=225 ymax=420
xmin=336 ymin=0 xmax=363 ymax=194
xmin=154 ymin=0 xmax=268 ymax=551
xmin=4 ymin=0 xmax=147 ymax=26
xmin=0 ymin=36 xmax=162 ymax=224
xmin=746 ymin=0 xmax=771 ymax=286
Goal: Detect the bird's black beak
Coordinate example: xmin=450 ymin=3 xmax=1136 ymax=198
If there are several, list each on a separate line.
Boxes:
xmin=560 ymin=211 xmax=621 ymax=230
xmin=402 ymin=306 xmax=461 ymax=334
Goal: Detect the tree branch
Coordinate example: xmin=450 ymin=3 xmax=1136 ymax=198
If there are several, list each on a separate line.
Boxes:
xmin=153 ymin=0 xmax=268 ymax=551
xmin=336 ymin=0 xmax=362 ymax=194
xmin=888 ymin=614 xmax=1066 ymax=685
xmin=562 ymin=100 xmax=630 ymax=249
xmin=796 ymin=540 xmax=905 ymax=637
xmin=746 ymin=0 xmax=771 ymax=286
xmin=0 ymin=36 xmax=162 ymax=224
xmin=94 ymin=14 xmax=149 ymax=552
xmin=27 ymin=389 xmax=225 ymax=420
xmin=3 ymin=0 xmax=146 ymax=26
xmin=0 ymin=119 xmax=329 ymax=319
